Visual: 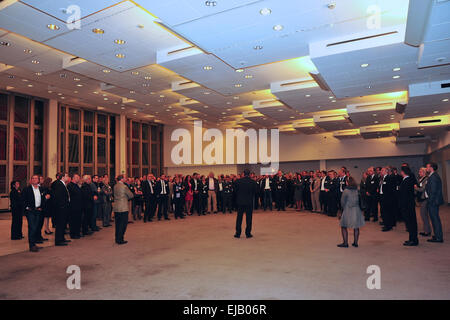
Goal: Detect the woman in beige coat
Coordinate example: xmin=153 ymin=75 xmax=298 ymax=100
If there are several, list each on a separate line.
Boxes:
xmin=310 ymin=171 xmax=321 ymax=212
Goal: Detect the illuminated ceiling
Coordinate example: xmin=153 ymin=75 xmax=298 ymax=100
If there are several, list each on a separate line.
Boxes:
xmin=0 ymin=0 xmax=449 ymax=142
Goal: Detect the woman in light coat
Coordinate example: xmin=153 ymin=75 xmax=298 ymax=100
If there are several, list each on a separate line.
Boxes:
xmin=338 ymin=176 xmax=365 ymax=248
xmin=415 ymin=167 xmax=431 ymax=236
xmin=113 ymin=175 xmax=134 ymax=245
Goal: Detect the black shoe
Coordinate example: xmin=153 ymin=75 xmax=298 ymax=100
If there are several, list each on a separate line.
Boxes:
xmin=44 ymin=231 xmax=53 ymax=235
xmin=11 ymin=237 xmax=22 ymax=240
xmin=55 ymin=242 xmax=68 ymax=246
xmin=127 ymin=221 xmax=134 ymax=224
xmin=234 ymin=234 xmax=240 ymax=238
xmin=103 ymin=224 xmax=112 ymax=227
xmin=337 ymin=243 xmax=349 ymax=248
xmin=246 ymin=234 xmax=253 ymax=238
xmin=165 ymin=218 xmax=170 ymax=220
xmin=382 ymin=227 xmax=392 ymax=232
xmin=70 ymin=236 xmax=80 ymax=239
xmin=63 ymin=239 xmax=71 ymax=243
xmin=419 ymin=232 xmax=431 ymax=237
xmin=427 ymin=238 xmax=443 ymax=243
xmin=83 ymin=231 xmax=93 ymax=236
xmin=116 ymin=240 xmax=128 ymax=245
xmin=30 ymin=246 xmax=39 ymax=252
xmin=403 ymin=241 xmax=418 ymax=246
xmin=352 ymin=243 xmax=358 ymax=247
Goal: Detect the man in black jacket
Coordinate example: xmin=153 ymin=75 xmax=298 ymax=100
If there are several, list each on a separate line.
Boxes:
xmin=399 ymin=166 xmax=418 ymax=246
xmin=425 ymin=162 xmax=444 ymax=243
xmin=22 ymin=175 xmax=49 ymax=252
xmin=379 ymin=167 xmax=396 ymax=231
xmin=81 ymin=175 xmax=94 ymax=236
xmin=142 ymin=174 xmax=157 ymax=222
xmin=234 ymin=169 xmax=258 ymax=238
xmin=67 ymin=173 xmax=83 ymax=239
xmin=274 ymin=170 xmax=287 ymax=211
xmin=51 ymin=172 xmax=71 ymax=246
xmin=365 ymin=167 xmax=379 ymax=221
xmin=155 ymin=175 xmax=170 ymax=220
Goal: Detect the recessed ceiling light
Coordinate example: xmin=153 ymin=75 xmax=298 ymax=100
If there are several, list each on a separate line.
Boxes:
xmin=233 ymin=96 xmax=239 ymax=100
xmin=373 ymin=114 xmax=377 ymax=117
xmin=35 ymin=72 xmax=43 ymax=76
xmin=305 ymin=94 xmax=311 ymax=97
xmin=204 ymin=106 xmax=209 ymax=108
xmin=278 ymin=109 xmax=283 ymax=112
xmin=329 ymin=96 xmax=334 ymax=99
xmin=273 ymin=24 xmax=283 ymax=31
xmin=260 ymin=8 xmax=271 ymax=15
xmin=0 ymin=41 xmax=10 ymax=46
xmin=31 ymin=60 xmax=39 ymax=64
xmin=221 ymin=112 xmax=226 ymax=115
xmin=374 ymin=121 xmax=379 ymax=124
xmin=47 ymin=24 xmax=60 ymax=30
xmin=433 ymin=110 xmax=439 ymax=114
xmin=27 ymin=84 xmax=33 ymax=87
xmin=331 ymin=100 xmax=336 ymax=103
xmin=102 ymin=69 xmax=111 ymax=73
xmin=115 ymin=53 xmax=125 ymax=58
xmin=8 ymin=75 xmax=15 ymax=79
xmin=73 ymin=77 xmax=80 ymax=81
xmin=121 ymin=107 xmax=125 ymax=110
xmin=131 ymin=71 xmax=139 ymax=76
xmin=92 ymin=28 xmax=105 ymax=34
xmin=24 ymin=49 xmax=32 ymax=54
xmin=74 ymin=91 xmax=78 ymax=93
xmin=393 ymin=75 xmax=400 ymax=79
xmin=253 ymin=45 xmax=263 ymax=50
xmin=103 ymin=98 xmax=108 ymax=101
xmin=442 ymin=98 xmax=449 ymax=102
xmin=142 ymin=83 xmax=150 ymax=87
xmin=360 ymin=63 xmax=369 ymax=68
xmin=144 ymin=76 xmax=151 ymax=80
xmin=60 ymin=97 xmax=65 ymax=99
xmin=204 ymin=92 xmax=210 ymax=95
xmin=160 ymin=95 xmax=165 ymax=98
xmin=203 ymin=66 xmax=213 ymax=70
xmin=205 ymin=1 xmax=217 ymax=6
xmin=244 ymin=75 xmax=253 ymax=79
xmin=393 ymin=67 xmax=401 ymax=71
xmin=130 ymin=90 xmax=135 ymax=94
xmin=234 ymin=84 xmax=242 ymax=88
xmin=76 ymin=84 xmax=83 ymax=87
xmin=93 ymin=91 xmax=99 ymax=94
xmin=114 ymin=39 xmax=126 ymax=45
xmin=22 ymin=79 xmax=29 ymax=82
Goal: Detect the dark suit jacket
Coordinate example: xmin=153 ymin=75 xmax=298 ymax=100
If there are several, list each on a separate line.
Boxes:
xmin=142 ymin=180 xmax=156 ymax=201
xmin=366 ymin=174 xmax=379 ymax=195
xmin=67 ymin=182 xmax=82 ymax=213
xmin=379 ymin=175 xmax=396 ymax=200
xmin=155 ymin=179 xmax=169 ymax=197
xmin=399 ymin=176 xmax=415 ymax=209
xmin=274 ymin=176 xmax=287 ymax=192
xmin=81 ymin=182 xmax=94 ymax=210
xmin=205 ymin=177 xmax=218 ymax=193
xmin=426 ymin=172 xmax=444 ymax=206
xmin=10 ymin=188 xmax=23 ymax=211
xmin=260 ymin=177 xmax=273 ymax=192
xmin=234 ymin=176 xmax=258 ymax=207
xmin=51 ymin=180 xmax=70 ymax=210
xmin=22 ymin=185 xmax=46 ymax=212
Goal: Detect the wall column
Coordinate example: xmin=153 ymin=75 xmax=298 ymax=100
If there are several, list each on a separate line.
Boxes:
xmin=45 ymin=99 xmax=58 ymax=179
xmin=117 ymin=114 xmax=127 ymax=175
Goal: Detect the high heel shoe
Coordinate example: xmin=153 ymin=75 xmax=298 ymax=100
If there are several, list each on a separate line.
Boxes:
xmin=45 ymin=230 xmax=53 ymax=235
xmin=337 ymin=243 xmax=348 ymax=248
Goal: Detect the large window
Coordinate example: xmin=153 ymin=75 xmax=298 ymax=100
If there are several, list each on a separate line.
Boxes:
xmin=58 ymin=105 xmax=116 ymax=178
xmin=126 ymin=119 xmax=163 ymax=178
xmin=0 ymin=92 xmax=46 ymax=193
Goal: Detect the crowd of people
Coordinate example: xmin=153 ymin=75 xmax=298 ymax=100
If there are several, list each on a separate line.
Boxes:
xmin=8 ymin=162 xmax=445 ymax=252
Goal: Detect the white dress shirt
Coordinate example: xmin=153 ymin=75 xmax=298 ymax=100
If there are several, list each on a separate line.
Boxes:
xmin=208 ymin=178 xmax=215 ymax=190
xmin=32 ymin=185 xmax=41 ymax=208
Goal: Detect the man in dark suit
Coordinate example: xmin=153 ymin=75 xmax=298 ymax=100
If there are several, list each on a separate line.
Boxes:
xmin=337 ymin=168 xmax=348 ymax=211
xmin=234 ymin=169 xmax=258 ymax=238
xmin=319 ymin=170 xmax=329 ymax=214
xmin=425 ymin=162 xmax=444 ymax=243
xmin=260 ymin=174 xmax=273 ymax=211
xmin=192 ymin=173 xmax=200 ymax=214
xmin=81 ymin=175 xmax=94 ymax=236
xmin=67 ymin=173 xmax=82 ymax=239
xmin=325 ymin=171 xmax=339 ymax=217
xmin=379 ymin=167 xmax=396 ymax=231
xmin=274 ymin=170 xmax=287 ymax=211
xmin=142 ymin=173 xmax=157 ymax=222
xmin=22 ymin=175 xmax=49 ymax=252
xmin=399 ymin=166 xmax=418 ymax=246
xmin=51 ymin=172 xmax=71 ymax=246
xmin=365 ymin=167 xmax=379 ymax=221
xmin=155 ymin=175 xmax=170 ymax=220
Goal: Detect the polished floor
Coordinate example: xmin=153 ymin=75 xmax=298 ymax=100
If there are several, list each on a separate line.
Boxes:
xmin=0 ymin=206 xmax=449 ymax=300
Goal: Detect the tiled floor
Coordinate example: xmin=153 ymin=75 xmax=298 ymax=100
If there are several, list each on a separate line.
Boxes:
xmin=0 ymin=206 xmax=449 ymax=299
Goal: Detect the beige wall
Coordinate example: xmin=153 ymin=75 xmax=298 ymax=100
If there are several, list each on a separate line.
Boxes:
xmin=163 ymin=124 xmax=427 ymax=168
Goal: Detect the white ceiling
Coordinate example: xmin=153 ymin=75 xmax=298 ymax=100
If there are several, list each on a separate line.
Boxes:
xmin=0 ymin=0 xmax=448 ymax=139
